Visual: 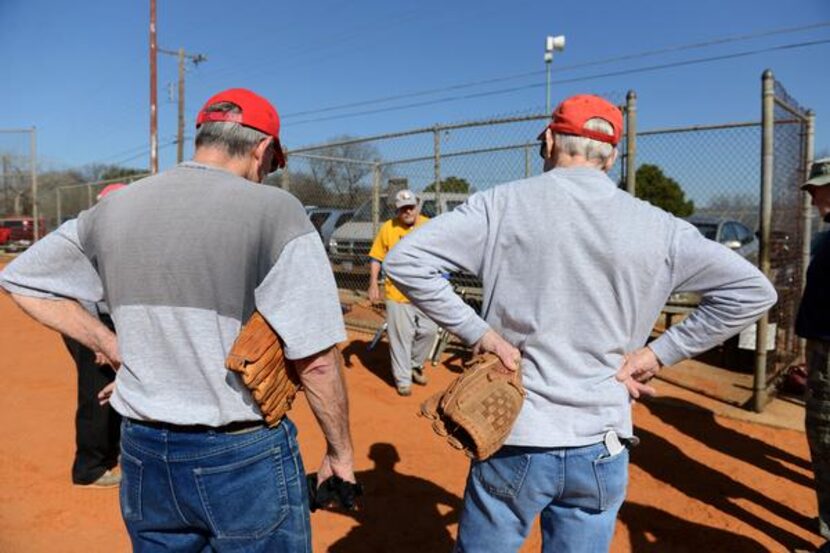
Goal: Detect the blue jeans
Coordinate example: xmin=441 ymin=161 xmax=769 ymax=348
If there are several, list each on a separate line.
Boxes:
xmin=455 ymin=441 xmax=629 ymax=553
xmin=119 ymin=418 xmax=311 ymax=552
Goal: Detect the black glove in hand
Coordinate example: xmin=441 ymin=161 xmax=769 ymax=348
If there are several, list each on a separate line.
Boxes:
xmin=307 ymin=473 xmax=363 ymax=512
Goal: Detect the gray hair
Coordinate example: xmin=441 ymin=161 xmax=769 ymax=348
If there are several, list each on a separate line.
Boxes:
xmin=553 ymin=117 xmax=615 ymax=164
xmin=194 ymin=102 xmax=269 ymax=157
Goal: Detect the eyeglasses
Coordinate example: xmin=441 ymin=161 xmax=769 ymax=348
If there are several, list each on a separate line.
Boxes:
xmin=538 ymin=140 xmax=548 ymax=160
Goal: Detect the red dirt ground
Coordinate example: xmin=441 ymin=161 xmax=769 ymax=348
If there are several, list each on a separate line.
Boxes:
xmin=0 ymin=291 xmax=824 ymax=552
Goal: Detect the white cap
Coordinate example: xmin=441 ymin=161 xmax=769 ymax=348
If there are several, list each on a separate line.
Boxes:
xmin=394 ymin=189 xmax=418 ymax=209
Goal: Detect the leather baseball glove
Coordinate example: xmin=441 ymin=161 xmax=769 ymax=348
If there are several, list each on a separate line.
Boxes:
xmin=420 ymin=354 xmax=525 ymax=460
xmin=226 ymin=311 xmax=300 ymax=426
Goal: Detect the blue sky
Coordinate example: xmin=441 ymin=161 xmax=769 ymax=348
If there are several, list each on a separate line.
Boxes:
xmin=1 ymin=0 xmax=828 ymax=173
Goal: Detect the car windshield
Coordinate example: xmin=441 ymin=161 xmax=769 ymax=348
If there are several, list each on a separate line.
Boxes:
xmin=692 ymin=223 xmax=718 ymax=240
xmin=351 ymin=201 xmax=396 ymax=222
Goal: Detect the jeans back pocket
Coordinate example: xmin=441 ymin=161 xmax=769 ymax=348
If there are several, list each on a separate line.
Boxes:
xmin=592 ymin=448 xmax=629 ymax=512
xmin=194 ymin=447 xmax=289 ymax=539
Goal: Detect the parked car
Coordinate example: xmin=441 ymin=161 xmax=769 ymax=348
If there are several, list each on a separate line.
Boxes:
xmin=668 ymin=215 xmax=759 ymax=306
xmin=306 ymin=207 xmax=354 ymax=247
xmin=685 ymin=215 xmax=759 ymax=264
xmin=328 ymin=192 xmax=469 ymax=275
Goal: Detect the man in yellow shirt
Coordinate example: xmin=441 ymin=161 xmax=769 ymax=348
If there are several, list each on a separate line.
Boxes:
xmin=368 ymin=189 xmax=438 ymax=396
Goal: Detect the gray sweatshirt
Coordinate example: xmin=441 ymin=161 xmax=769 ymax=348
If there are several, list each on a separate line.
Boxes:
xmin=0 ymin=162 xmax=346 ymax=426
xmin=384 ymin=167 xmax=777 ymax=447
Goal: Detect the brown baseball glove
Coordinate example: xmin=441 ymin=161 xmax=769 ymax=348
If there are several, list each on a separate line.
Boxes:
xmin=226 ymin=311 xmax=300 ymax=426
xmin=420 ymin=354 xmax=525 ymax=460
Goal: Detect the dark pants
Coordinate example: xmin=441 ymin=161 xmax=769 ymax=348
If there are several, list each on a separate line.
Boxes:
xmin=806 ymin=340 xmax=830 ymax=543
xmin=62 ymin=314 xmax=121 ymax=485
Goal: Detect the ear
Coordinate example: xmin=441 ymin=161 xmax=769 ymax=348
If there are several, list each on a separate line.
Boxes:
xmin=544 ymin=129 xmax=555 ymax=160
xmin=253 ymin=136 xmax=274 ymax=164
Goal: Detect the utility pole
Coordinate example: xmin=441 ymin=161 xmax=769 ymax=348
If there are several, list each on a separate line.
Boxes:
xmin=149 ymin=0 xmax=158 ymax=174
xmin=159 ymin=47 xmax=207 ymax=163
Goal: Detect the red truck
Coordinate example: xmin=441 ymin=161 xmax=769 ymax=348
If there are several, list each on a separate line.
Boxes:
xmin=0 ymin=217 xmax=46 ymax=240
xmin=0 ymin=217 xmax=47 ymax=251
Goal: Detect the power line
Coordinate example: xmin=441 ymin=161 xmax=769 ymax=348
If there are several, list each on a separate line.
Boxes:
xmin=284 ymin=37 xmax=830 ymax=127
xmin=87 ymin=26 xmax=829 ymax=167
xmin=282 ymin=21 xmax=830 ymax=120
xmin=111 ymin=139 xmax=177 ymax=167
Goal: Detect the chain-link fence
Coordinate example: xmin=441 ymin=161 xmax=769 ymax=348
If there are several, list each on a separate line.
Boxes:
xmin=52 ymin=173 xmax=151 ymax=226
xmin=765 ymin=77 xmax=811 ymax=398
xmin=12 ymin=72 xmax=813 ymax=411
xmin=274 ymin=73 xmax=811 ymax=411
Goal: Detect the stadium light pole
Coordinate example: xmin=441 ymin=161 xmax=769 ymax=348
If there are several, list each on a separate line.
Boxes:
xmin=545 ymin=35 xmax=566 ymax=113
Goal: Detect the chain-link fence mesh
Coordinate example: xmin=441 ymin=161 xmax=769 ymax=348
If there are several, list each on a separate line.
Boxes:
xmin=268 ymin=79 xmax=810 ymax=408
xmin=52 ymin=173 xmax=151 ymax=226
xmin=12 ymin=77 xmax=812 ymax=409
xmin=767 ymin=80 xmax=809 ymax=384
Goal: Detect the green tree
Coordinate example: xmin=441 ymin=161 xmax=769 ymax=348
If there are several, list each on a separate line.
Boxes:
xmin=423 ymin=176 xmax=472 ymax=193
xmin=634 ymin=164 xmax=694 ymax=217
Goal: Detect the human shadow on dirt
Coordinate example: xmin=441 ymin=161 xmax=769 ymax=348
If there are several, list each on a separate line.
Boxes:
xmin=341 ymin=340 xmax=396 ymax=388
xmin=644 ymin=397 xmax=813 ymax=487
xmin=619 ymin=502 xmax=768 ymax=552
xmin=324 ymin=443 xmax=462 ymax=553
xmin=631 ymin=426 xmax=816 ymax=551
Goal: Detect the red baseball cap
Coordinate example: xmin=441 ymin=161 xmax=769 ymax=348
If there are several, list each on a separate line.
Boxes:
xmin=538 ymin=94 xmax=623 ymax=146
xmin=196 ymin=88 xmax=286 ymax=170
xmin=96 ymin=183 xmax=127 ymax=201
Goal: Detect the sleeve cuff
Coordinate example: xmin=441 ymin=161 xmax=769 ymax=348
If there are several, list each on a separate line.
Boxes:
xmin=648 ymin=333 xmax=686 ymax=367
xmin=0 ymin=280 xmax=61 ymax=300
xmin=282 ymin=327 xmax=348 ymax=361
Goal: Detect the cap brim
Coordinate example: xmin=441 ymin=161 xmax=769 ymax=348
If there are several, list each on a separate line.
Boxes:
xmin=802 ymin=174 xmax=830 ymax=190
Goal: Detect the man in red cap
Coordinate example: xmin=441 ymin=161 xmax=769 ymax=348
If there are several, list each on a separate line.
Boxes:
xmin=385 ymin=94 xmax=776 ymax=551
xmin=1 ymin=88 xmax=355 ymax=551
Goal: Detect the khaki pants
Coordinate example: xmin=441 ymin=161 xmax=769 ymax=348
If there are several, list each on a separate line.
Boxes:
xmin=386 ymin=300 xmax=438 ymax=388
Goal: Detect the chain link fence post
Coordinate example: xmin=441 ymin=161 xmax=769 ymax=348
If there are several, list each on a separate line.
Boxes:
xmin=371 ymin=161 xmax=381 ymax=237
xmin=625 ymin=91 xmax=637 ymax=196
xmin=754 ymin=69 xmax=775 ymax=412
xmin=433 ymin=125 xmax=442 ymax=214
xmin=30 ymin=127 xmax=39 ymax=240
xmin=55 ymin=188 xmax=61 ymax=226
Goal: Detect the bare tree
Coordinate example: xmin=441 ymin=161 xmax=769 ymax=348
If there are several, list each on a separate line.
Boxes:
xmin=307 ymin=137 xmax=381 ymax=206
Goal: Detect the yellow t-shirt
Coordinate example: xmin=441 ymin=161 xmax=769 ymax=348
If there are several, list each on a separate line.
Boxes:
xmin=369 ymin=215 xmax=429 ymax=303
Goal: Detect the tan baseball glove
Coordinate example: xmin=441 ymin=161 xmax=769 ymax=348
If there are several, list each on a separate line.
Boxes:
xmin=226 ymin=311 xmax=300 ymax=426
xmin=420 ymin=354 xmax=525 ymax=460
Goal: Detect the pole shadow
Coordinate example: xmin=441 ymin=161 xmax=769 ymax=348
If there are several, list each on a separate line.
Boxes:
xmin=644 ymin=397 xmax=813 ymax=486
xmin=323 ymin=443 xmax=463 ymax=553
xmin=631 ymin=426 xmax=816 ymax=550
xmin=619 ymin=502 xmax=768 ymax=552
